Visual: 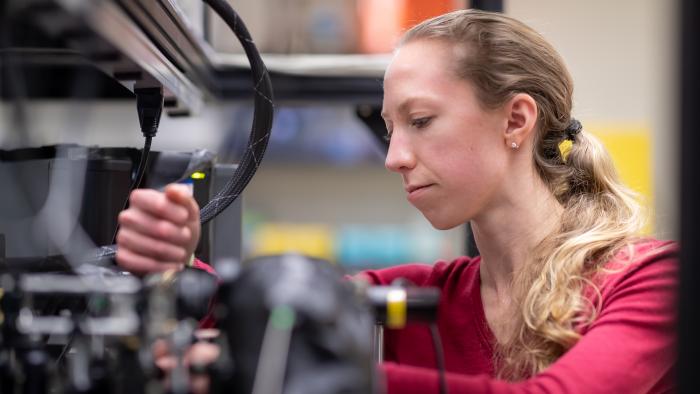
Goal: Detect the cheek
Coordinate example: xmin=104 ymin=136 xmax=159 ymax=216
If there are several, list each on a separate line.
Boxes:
xmin=439 ymin=141 xmax=499 ymax=184
xmin=440 ymin=146 xmax=507 ymax=206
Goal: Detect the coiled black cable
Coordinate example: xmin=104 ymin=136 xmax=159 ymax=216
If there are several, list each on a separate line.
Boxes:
xmin=90 ymin=1 xmax=273 ymax=263
xmin=199 ymin=0 xmax=274 ymax=224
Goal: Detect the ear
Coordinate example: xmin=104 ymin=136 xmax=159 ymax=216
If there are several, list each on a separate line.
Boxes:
xmin=502 ymin=93 xmax=538 ymax=149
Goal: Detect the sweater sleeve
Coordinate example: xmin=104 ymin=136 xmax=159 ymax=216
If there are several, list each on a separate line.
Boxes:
xmin=357 ymin=263 xmax=437 ymax=286
xmin=357 ymin=259 xmax=460 ymax=287
xmin=381 ymin=248 xmax=678 ymax=394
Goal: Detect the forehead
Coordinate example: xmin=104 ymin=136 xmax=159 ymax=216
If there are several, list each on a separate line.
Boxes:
xmin=385 ymin=39 xmax=456 ymax=84
xmin=382 ymin=40 xmax=468 ymax=112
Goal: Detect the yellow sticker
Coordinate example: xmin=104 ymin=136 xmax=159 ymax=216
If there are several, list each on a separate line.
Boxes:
xmin=386 ymin=288 xmax=407 ymax=329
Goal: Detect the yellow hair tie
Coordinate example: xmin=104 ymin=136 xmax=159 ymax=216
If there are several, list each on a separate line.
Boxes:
xmin=558 ymin=139 xmax=573 ymax=162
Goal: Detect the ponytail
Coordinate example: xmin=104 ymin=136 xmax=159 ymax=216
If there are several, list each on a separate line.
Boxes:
xmin=501 ymin=126 xmax=645 ymax=379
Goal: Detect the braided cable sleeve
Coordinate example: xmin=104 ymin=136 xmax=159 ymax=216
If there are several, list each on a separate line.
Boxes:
xmin=200 ymin=0 xmax=274 ymax=224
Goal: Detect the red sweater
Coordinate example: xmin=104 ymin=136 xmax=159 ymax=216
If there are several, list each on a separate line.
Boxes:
xmin=361 ymin=240 xmax=678 ymax=394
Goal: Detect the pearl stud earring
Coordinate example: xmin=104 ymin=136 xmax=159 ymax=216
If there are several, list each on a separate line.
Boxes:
xmin=511 ymin=142 xmax=518 ymax=149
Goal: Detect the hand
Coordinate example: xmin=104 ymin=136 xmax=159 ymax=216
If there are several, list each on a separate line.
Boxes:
xmin=153 ymin=332 xmax=221 ymax=394
xmin=116 ymin=184 xmax=201 ymax=276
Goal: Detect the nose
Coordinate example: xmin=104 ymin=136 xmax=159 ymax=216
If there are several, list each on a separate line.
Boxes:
xmin=385 ymin=131 xmax=416 ymax=173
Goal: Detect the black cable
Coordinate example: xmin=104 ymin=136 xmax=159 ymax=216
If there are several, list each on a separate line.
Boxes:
xmin=430 ymin=323 xmax=448 ymax=394
xmin=132 ymin=137 xmax=153 ymax=191
xmin=54 ymin=331 xmax=76 ymax=367
xmin=110 ymin=87 xmax=163 ymax=244
xmin=110 ymin=136 xmax=152 ymax=244
xmin=199 ymin=0 xmax=274 ymax=224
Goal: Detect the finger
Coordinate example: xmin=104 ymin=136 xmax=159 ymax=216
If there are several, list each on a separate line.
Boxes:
xmin=129 ymin=189 xmax=189 ymax=224
xmin=186 ymin=342 xmax=220 ymax=366
xmin=190 ymin=374 xmax=210 ymax=394
xmin=194 ymin=329 xmax=220 ymax=342
xmin=152 ymin=339 xmax=171 ymax=360
xmin=155 ymin=355 xmax=177 ymax=373
xmin=187 ymin=343 xmax=219 ymax=394
xmin=154 ymin=343 xmax=218 ymax=394
xmin=118 ymin=209 xmax=192 ymax=245
xmin=115 ymin=247 xmax=183 ymax=276
xmin=165 ymin=184 xmax=200 ymax=222
xmin=155 ymin=343 xmax=219 ymax=373
xmin=116 ymin=228 xmax=187 ymax=262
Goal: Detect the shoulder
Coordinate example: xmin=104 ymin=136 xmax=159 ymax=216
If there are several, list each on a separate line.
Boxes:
xmin=358 ymin=255 xmax=481 ymax=287
xmin=602 ymin=238 xmax=677 ymax=279
xmin=596 ymin=238 xmax=678 ymax=308
xmin=614 ymin=238 xmax=677 ymax=262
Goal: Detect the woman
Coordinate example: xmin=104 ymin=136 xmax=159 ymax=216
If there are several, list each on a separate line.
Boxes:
xmin=116 ymin=10 xmax=677 ymax=393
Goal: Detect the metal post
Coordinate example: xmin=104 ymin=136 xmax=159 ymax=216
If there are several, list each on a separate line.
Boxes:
xmin=466 ymin=0 xmax=502 ymax=260
xmin=679 ymin=0 xmax=699 ymax=392
xmin=372 ymin=324 xmax=384 ymax=363
xmin=470 ymin=0 xmax=503 ymax=12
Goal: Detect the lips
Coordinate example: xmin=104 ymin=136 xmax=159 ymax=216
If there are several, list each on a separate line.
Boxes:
xmin=405 ymin=184 xmax=430 ymax=193
xmin=405 ymin=184 xmax=434 ymax=202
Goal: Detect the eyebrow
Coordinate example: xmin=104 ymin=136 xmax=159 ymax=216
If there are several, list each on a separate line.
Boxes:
xmin=381 ymin=97 xmax=433 ymax=120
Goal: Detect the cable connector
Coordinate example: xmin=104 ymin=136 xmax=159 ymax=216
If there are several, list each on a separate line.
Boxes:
xmin=135 ymin=87 xmax=164 ymax=138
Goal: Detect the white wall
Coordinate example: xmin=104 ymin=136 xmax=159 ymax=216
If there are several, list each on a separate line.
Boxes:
xmin=506 ymin=0 xmax=679 ymax=238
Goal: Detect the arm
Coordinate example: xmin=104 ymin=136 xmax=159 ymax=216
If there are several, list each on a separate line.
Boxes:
xmin=358 ymin=262 xmax=448 ymax=286
xmin=381 ymin=252 xmax=678 ymax=394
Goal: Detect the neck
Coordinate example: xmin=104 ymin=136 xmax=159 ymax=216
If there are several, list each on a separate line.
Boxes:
xmin=472 ymin=175 xmax=563 ymax=299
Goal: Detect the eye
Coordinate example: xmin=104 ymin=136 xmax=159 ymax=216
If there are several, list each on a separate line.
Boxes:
xmin=410 ymin=116 xmax=433 ymax=129
xmin=383 ymin=123 xmax=393 ymax=142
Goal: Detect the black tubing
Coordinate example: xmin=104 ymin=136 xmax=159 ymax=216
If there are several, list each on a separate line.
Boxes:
xmin=199 ymin=0 xmax=274 ymax=224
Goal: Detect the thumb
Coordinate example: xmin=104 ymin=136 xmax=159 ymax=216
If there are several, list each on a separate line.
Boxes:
xmin=164 ymin=184 xmax=200 ymax=222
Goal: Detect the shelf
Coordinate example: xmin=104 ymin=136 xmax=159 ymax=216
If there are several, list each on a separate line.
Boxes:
xmin=52 ymin=0 xmax=215 ymax=115
xmin=2 ymin=0 xmax=387 ymax=110
xmin=215 ymin=53 xmax=389 ymax=78
xmin=214 ymin=53 xmax=388 ymax=104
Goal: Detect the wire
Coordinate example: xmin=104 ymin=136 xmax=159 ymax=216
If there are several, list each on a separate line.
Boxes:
xmin=199 ymin=0 xmax=274 ymax=224
xmin=110 ymin=136 xmax=152 ymax=244
xmin=54 ymin=331 xmax=77 ymax=367
xmin=110 ymin=86 xmax=161 ymax=245
xmin=132 ymin=137 xmax=153 ymax=193
xmin=430 ymin=323 xmax=448 ymax=394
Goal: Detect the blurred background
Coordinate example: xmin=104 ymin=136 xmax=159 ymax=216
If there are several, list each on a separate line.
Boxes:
xmin=0 ymin=0 xmax=679 ymax=270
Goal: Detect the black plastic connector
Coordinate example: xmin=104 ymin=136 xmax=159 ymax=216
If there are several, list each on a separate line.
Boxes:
xmin=135 ymin=87 xmax=164 ymax=138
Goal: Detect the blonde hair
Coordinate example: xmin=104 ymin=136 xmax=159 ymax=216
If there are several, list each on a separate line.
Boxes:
xmin=402 ymin=10 xmax=646 ymax=379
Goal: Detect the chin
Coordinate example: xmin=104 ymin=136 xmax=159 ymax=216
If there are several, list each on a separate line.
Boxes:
xmin=424 ymin=213 xmax=464 ymax=230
